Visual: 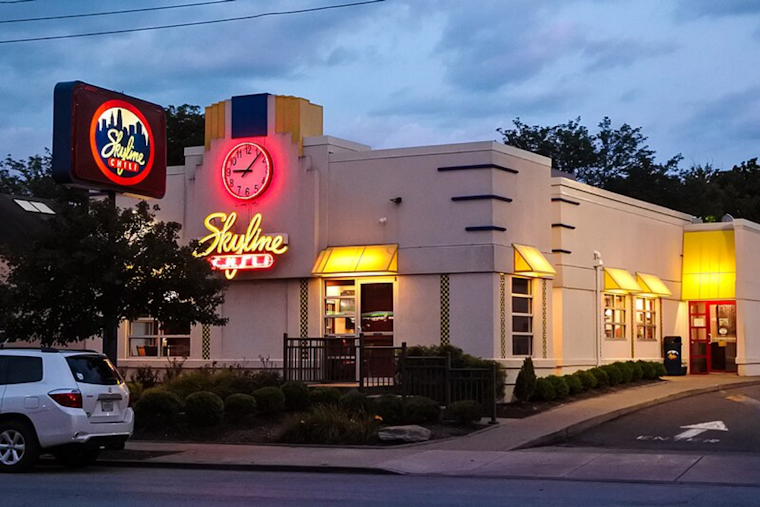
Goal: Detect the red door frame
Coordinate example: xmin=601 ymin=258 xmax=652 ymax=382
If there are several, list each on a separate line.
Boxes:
xmin=688 ymin=300 xmax=736 ymax=374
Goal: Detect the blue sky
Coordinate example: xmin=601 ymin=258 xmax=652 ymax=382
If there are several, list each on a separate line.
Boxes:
xmin=2 ymin=0 xmax=760 ymax=170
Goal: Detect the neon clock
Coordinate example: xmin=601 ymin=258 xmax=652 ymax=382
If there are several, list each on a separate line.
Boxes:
xmin=221 ymin=142 xmax=272 ymax=200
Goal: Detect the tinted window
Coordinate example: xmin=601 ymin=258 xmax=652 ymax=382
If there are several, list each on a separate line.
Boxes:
xmin=66 ymin=355 xmax=121 ymax=385
xmin=0 ymin=357 xmax=7 ymax=385
xmin=5 ymin=356 xmax=43 ymax=384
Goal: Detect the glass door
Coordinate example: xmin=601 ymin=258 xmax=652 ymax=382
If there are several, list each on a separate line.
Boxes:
xmin=689 ymin=302 xmax=709 ymax=374
xmin=689 ymin=300 xmax=737 ymax=373
xmin=360 ymin=281 xmax=394 ymax=378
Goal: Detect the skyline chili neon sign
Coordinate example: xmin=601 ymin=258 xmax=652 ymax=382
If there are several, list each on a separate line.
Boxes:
xmin=194 ymin=211 xmax=288 ymax=279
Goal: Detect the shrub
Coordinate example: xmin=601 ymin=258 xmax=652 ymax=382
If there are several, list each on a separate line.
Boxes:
xmin=184 ymin=391 xmax=224 ymax=427
xmin=563 ymin=374 xmax=584 ymax=395
xmin=589 ymin=367 xmax=609 ymax=387
xmin=163 ymin=371 xmax=214 ymax=400
xmin=403 ymin=397 xmax=441 ymax=424
xmin=252 ymin=386 xmax=286 ymax=414
xmin=224 ymin=393 xmax=257 ymax=419
xmin=130 ymin=367 xmax=162 ymax=388
xmin=613 ymin=362 xmax=633 ymax=383
xmin=279 ymin=405 xmax=378 ymax=445
xmin=374 ymin=394 xmax=405 ymax=425
xmin=339 ymin=391 xmax=374 ymax=416
xmin=210 ymin=369 xmax=257 ymax=399
xmin=513 ymin=357 xmax=537 ymax=402
xmin=282 ymin=381 xmax=311 ymax=412
xmin=406 ymin=344 xmax=507 ymax=399
xmin=638 ymin=360 xmax=656 ymax=380
xmin=248 ymin=370 xmax=283 ymax=391
xmin=134 ymin=389 xmax=183 ymax=428
xmin=533 ymin=377 xmax=556 ymax=401
xmin=310 ymin=387 xmax=341 ymax=407
xmin=445 ymin=400 xmax=483 ymax=426
xmin=629 ymin=361 xmax=644 ymax=381
xmin=574 ymin=370 xmax=598 ymax=390
xmin=127 ymin=381 xmax=144 ymax=404
xmin=652 ymin=361 xmax=667 ymax=377
xmin=546 ymin=375 xmax=569 ymax=400
xmin=601 ymin=364 xmax=623 ymax=386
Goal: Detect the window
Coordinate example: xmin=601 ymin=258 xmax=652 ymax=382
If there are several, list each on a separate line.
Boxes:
xmin=66 ymin=355 xmax=122 ymax=385
xmin=128 ymin=319 xmax=191 ymax=358
xmin=324 ymin=280 xmax=357 ymax=336
xmin=512 ymin=277 xmax=533 ymax=356
xmin=604 ymin=294 xmax=627 ymax=339
xmin=2 ymin=356 xmax=43 ymax=384
xmin=635 ymin=297 xmax=657 ymax=341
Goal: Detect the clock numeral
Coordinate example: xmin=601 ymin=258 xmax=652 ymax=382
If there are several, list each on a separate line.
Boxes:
xmin=237 ymin=185 xmax=242 ymax=194
xmin=226 ymin=168 xmax=231 ymax=176
xmin=229 ymin=178 xmax=234 ymax=186
xmin=246 ymin=145 xmax=252 ymax=154
xmin=231 ymin=157 xmax=237 ymax=166
xmin=254 ymin=184 xmax=259 ymax=191
xmin=245 ymin=187 xmax=250 ymax=196
xmin=237 ymin=149 xmax=243 ymax=158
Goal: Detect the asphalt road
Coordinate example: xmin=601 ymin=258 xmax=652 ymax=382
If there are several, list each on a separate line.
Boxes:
xmin=561 ymin=384 xmax=760 ymax=453
xmin=1 ymin=467 xmax=758 ymax=506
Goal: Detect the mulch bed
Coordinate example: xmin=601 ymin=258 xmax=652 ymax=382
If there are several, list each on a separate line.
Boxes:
xmin=496 ymin=378 xmax=662 ymax=419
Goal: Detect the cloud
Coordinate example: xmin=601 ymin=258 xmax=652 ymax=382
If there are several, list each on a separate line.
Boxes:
xmin=674 ymin=0 xmax=760 ymax=20
xmin=583 ymin=38 xmax=678 ymax=71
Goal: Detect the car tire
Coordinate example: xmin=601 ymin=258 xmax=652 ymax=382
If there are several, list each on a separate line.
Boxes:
xmin=53 ymin=446 xmax=100 ymax=468
xmin=0 ymin=420 xmax=40 ymax=473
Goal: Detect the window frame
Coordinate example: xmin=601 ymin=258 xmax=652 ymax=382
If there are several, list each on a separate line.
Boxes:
xmin=604 ymin=293 xmax=628 ymax=340
xmin=128 ymin=318 xmax=191 ymax=358
xmin=635 ymin=297 xmax=658 ymax=341
xmin=511 ymin=276 xmax=534 ymax=356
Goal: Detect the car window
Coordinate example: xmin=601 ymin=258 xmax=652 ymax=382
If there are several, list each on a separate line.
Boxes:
xmin=5 ymin=356 xmax=43 ymax=384
xmin=65 ymin=355 xmax=122 ymax=385
xmin=0 ymin=356 xmax=7 ymax=385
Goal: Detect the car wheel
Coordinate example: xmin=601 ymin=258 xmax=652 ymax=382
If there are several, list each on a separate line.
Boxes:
xmin=0 ymin=420 xmax=40 ymax=473
xmin=53 ymin=446 xmax=100 ymax=468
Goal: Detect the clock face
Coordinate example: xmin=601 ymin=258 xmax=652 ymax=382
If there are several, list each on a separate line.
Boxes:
xmin=221 ymin=142 xmax=272 ymax=200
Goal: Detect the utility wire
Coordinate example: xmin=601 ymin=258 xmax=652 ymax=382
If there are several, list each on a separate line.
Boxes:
xmin=0 ymin=0 xmax=237 ymax=25
xmin=0 ymin=0 xmax=35 ymax=4
xmin=0 ymin=0 xmax=385 ymax=44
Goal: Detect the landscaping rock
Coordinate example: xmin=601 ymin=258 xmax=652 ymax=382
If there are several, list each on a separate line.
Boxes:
xmin=378 ymin=425 xmax=432 ymax=442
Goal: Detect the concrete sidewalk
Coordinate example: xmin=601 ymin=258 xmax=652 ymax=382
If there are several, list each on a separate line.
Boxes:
xmin=99 ymin=375 xmax=760 ymax=486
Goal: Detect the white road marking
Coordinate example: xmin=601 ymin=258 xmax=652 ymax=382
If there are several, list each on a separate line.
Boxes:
xmin=674 ymin=420 xmax=728 ymax=440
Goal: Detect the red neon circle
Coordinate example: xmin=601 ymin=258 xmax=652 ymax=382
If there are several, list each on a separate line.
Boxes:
xmin=89 ymin=99 xmax=155 ymax=186
xmin=221 ymin=142 xmax=273 ymax=200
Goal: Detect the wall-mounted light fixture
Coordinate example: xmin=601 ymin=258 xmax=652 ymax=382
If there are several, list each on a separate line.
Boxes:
xmin=389 ymin=197 xmax=402 ymax=204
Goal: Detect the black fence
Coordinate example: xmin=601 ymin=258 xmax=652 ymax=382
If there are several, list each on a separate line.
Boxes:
xmin=283 ymin=334 xmax=497 ymax=422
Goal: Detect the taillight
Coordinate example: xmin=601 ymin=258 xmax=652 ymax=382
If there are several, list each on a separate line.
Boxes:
xmin=49 ymin=390 xmax=83 ymax=409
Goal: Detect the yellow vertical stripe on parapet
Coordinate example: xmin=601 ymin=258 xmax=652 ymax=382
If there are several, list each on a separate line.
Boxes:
xmin=204 ymin=101 xmax=226 ymax=150
xmin=275 ymin=95 xmax=323 ymax=155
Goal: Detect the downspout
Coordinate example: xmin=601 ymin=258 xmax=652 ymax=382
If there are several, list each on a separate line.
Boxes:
xmin=593 ymin=251 xmax=604 ymax=367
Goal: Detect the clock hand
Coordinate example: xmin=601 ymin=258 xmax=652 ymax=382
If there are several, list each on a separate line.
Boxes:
xmin=233 ymin=152 xmax=261 ymax=177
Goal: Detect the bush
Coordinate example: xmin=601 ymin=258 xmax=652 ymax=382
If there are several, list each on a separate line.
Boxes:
xmin=563 ymin=374 xmax=584 ymax=395
xmin=513 ymin=357 xmax=537 ymax=402
xmin=589 ymin=367 xmax=610 ymax=387
xmin=134 ymin=389 xmax=183 ymax=428
xmin=652 ymin=361 xmax=667 ymax=377
xmin=252 ymin=386 xmax=286 ymax=414
xmin=638 ymin=360 xmax=657 ymax=380
xmin=127 ymin=381 xmax=144 ymax=404
xmin=601 ymin=364 xmax=623 ymax=386
xmin=403 ymin=397 xmax=441 ymax=424
xmin=613 ymin=362 xmax=633 ymax=383
xmin=310 ymin=387 xmax=341 ymax=407
xmin=163 ymin=372 xmax=214 ymax=400
xmin=339 ymin=391 xmax=374 ymax=416
xmin=279 ymin=405 xmax=378 ymax=445
xmin=209 ymin=369 xmax=257 ymax=399
xmin=130 ymin=367 xmax=162 ymax=389
xmin=629 ymin=361 xmax=644 ymax=381
xmin=533 ymin=377 xmax=556 ymax=401
xmin=445 ymin=400 xmax=483 ymax=425
xmin=184 ymin=391 xmax=224 ymax=427
xmin=546 ymin=375 xmax=569 ymax=400
xmin=282 ymin=381 xmax=311 ymax=412
xmin=574 ymin=370 xmax=598 ymax=390
xmin=248 ymin=370 xmax=283 ymax=391
xmin=374 ymin=394 xmax=405 ymax=425
xmin=224 ymin=393 xmax=257 ymax=419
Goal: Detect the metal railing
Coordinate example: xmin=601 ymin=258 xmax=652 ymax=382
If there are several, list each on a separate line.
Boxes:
xmin=283 ymin=333 xmax=498 ymax=422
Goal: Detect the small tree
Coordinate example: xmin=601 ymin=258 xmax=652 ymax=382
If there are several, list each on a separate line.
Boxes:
xmin=513 ymin=357 xmax=537 ymax=402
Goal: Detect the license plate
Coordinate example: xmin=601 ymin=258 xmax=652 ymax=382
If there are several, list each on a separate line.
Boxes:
xmin=102 ymin=401 xmax=114 ymax=412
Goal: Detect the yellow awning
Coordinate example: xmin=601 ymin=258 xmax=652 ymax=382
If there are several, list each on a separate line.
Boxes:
xmin=682 ymin=230 xmax=735 ymax=300
xmin=513 ymin=244 xmax=556 ymax=278
xmin=636 ymin=272 xmax=672 ymax=297
xmin=604 ymin=267 xmax=643 ymax=294
xmin=312 ymin=244 xmax=398 ymax=276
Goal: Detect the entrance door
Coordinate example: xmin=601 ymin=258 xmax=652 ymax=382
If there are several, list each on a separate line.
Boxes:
xmin=360 ymin=282 xmax=394 ymax=378
xmin=688 ymin=301 xmax=737 ymax=373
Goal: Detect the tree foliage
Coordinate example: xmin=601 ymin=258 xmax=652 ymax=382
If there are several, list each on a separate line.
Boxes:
xmin=0 ymin=198 xmax=227 ymax=346
xmin=165 ymin=104 xmax=205 ymax=166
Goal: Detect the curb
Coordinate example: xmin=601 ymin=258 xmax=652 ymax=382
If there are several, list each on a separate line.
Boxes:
xmin=513 ymin=379 xmax=760 ymax=450
xmin=94 ymin=459 xmax=399 ymax=475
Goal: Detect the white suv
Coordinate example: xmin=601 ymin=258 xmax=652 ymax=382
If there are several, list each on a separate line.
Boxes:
xmin=0 ymin=347 xmax=134 ymax=472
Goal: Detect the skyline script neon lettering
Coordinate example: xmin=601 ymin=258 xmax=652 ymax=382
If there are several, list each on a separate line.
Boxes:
xmin=194 ymin=212 xmax=288 ymax=279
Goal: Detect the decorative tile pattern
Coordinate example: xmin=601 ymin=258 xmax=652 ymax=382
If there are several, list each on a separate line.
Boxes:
xmin=542 ymin=279 xmax=548 ymax=359
xmin=299 ymin=278 xmax=309 ymax=338
xmin=201 ymin=324 xmax=211 ymax=360
xmin=441 ymin=274 xmax=450 ymax=346
xmin=500 ymin=273 xmax=506 ymax=358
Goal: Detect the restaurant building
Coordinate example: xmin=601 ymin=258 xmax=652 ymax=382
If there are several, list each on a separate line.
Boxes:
xmin=117 ymin=93 xmax=760 ymax=391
